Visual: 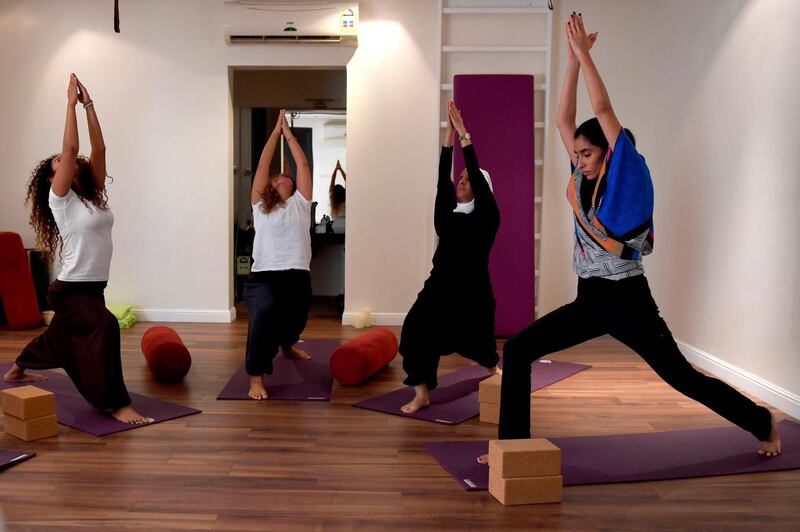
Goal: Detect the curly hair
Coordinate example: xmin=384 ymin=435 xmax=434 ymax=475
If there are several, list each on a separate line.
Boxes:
xmin=259 ymin=173 xmax=295 ymax=214
xmin=25 ymin=155 xmax=109 ymax=258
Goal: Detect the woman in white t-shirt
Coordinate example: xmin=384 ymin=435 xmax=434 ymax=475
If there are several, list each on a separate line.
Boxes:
xmin=5 ymin=74 xmax=149 ymax=424
xmin=245 ymin=110 xmax=314 ymax=400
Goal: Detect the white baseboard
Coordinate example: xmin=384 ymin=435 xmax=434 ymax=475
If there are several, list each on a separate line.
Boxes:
xmin=677 ymin=339 xmax=800 ymax=420
xmin=341 ymin=312 xmax=405 ymax=327
xmin=135 ymin=307 xmax=236 ymax=323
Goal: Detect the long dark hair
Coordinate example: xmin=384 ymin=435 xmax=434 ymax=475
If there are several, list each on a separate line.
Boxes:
xmin=25 ymin=155 xmax=109 ymax=257
xmin=574 ymin=118 xmax=636 ymax=152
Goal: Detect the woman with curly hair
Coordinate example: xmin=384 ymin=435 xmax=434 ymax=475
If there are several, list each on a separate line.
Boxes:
xmin=4 ymin=74 xmax=149 ymax=424
xmin=245 ymin=110 xmax=314 ymax=400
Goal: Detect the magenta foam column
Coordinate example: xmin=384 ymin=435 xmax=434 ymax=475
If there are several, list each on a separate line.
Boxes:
xmin=453 ymin=75 xmax=535 ymax=336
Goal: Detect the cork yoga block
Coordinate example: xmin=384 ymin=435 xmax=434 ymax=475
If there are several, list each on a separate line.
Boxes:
xmin=488 ymin=438 xmax=561 ymax=479
xmin=480 ymin=401 xmax=500 ymax=424
xmin=1 ymin=385 xmax=56 ymax=420
xmin=478 ymin=373 xmax=501 ymax=404
xmin=489 ymin=470 xmax=563 ymax=505
xmin=3 ymin=413 xmax=58 ymax=441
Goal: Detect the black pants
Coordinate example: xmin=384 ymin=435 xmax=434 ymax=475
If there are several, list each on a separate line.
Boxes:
xmin=400 ymin=282 xmax=499 ymax=390
xmin=498 ymin=275 xmax=772 ymax=442
xmin=16 ymin=280 xmax=132 ymax=410
xmin=244 ymin=270 xmax=312 ymax=376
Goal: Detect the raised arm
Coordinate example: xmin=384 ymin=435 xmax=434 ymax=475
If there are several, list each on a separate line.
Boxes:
xmin=434 ymin=115 xmax=456 ymax=236
xmin=282 ymin=115 xmax=312 ymax=201
xmin=51 ymin=74 xmax=80 ymax=198
xmin=251 ymin=110 xmax=284 ymax=205
xmin=74 ymin=76 xmax=106 ymax=190
xmin=329 ymin=160 xmax=344 ymax=195
xmin=448 ymin=101 xmax=497 ymax=218
xmin=557 ymin=23 xmax=597 ymax=165
xmin=567 ymin=13 xmax=621 ymax=149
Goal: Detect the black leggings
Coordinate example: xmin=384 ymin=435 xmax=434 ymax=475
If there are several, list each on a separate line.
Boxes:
xmin=498 ymin=275 xmax=772 ymax=441
xmin=244 ymin=270 xmax=311 ymax=376
xmin=16 ymin=280 xmax=132 ymax=410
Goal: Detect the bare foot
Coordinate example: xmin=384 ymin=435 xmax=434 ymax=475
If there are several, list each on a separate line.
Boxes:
xmin=248 ymin=376 xmax=268 ymax=400
xmin=282 ymin=345 xmax=311 ymax=360
xmin=758 ymin=412 xmax=782 ymax=457
xmin=111 ymin=405 xmax=151 ymax=425
xmin=477 ymin=453 xmax=489 ymax=465
xmin=400 ymin=384 xmax=430 ymax=414
xmin=3 ymin=363 xmax=47 ymax=383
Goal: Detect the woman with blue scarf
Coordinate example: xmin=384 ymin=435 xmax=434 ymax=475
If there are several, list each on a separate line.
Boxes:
xmin=479 ymin=13 xmax=780 ymax=462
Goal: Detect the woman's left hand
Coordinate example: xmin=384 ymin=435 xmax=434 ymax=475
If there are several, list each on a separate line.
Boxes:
xmin=566 ymin=13 xmax=595 ymax=59
xmin=448 ymin=100 xmax=466 ymax=135
xmin=75 ymin=75 xmax=91 ymax=105
xmin=281 ymin=112 xmax=293 ymax=138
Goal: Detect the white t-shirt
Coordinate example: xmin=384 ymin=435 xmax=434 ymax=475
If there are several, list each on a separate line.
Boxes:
xmin=251 ymin=191 xmax=312 ymax=271
xmin=49 ymin=188 xmax=114 ymax=282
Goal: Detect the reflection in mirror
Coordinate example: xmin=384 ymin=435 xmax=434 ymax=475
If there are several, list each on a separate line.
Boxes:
xmin=287 ymin=112 xmax=346 ymax=230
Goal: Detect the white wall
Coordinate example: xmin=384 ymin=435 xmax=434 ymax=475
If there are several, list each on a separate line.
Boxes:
xmin=540 ymin=0 xmax=800 ymax=412
xmin=344 ymin=0 xmax=439 ymax=322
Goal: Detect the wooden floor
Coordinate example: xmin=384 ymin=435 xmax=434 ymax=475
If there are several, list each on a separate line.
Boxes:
xmin=0 ymin=316 xmax=797 ymax=531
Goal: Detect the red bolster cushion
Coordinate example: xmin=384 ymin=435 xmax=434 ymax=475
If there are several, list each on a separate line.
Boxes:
xmin=141 ymin=326 xmax=192 ymax=383
xmin=330 ymin=327 xmax=398 ymax=386
xmin=0 ymin=232 xmax=42 ymax=330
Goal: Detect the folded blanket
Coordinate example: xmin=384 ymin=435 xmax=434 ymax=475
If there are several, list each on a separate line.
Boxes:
xmin=106 ymin=304 xmax=136 ymax=329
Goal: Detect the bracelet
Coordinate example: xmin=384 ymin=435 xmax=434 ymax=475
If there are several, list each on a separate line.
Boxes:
xmin=83 ymin=100 xmax=94 ymax=109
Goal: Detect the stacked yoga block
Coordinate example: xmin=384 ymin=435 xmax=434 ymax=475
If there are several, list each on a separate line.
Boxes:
xmin=479 ymin=374 xmax=531 ymax=425
xmin=1 ymin=385 xmax=57 ymax=441
xmin=478 ymin=374 xmax=502 ymax=423
xmin=488 ymin=439 xmax=563 ymax=505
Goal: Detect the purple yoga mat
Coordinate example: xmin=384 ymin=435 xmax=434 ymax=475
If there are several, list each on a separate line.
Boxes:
xmin=353 ymin=359 xmax=590 ymax=425
xmin=217 ymin=340 xmax=338 ymax=401
xmin=0 ymin=363 xmax=200 ymax=437
xmin=453 ymin=75 xmax=535 ymax=336
xmin=0 ymin=449 xmax=35 ymax=472
xmin=424 ymin=421 xmax=800 ymax=490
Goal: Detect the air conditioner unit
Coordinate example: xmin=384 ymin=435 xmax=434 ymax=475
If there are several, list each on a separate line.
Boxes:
xmin=223 ymin=1 xmax=359 ymax=45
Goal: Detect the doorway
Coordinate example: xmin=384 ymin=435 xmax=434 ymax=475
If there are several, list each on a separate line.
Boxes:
xmin=231 ymin=68 xmax=347 ymax=319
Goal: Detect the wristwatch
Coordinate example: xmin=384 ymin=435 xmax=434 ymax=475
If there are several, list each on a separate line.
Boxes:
xmin=459 ymin=132 xmax=471 ymax=141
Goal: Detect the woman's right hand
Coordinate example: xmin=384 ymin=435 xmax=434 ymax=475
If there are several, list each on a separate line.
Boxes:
xmin=447 ymin=100 xmax=466 ymax=136
xmin=67 ymin=74 xmax=78 ymax=106
xmin=566 ymin=21 xmax=597 ymax=61
xmin=566 ymin=13 xmax=598 ymax=60
xmin=274 ymin=109 xmax=286 ymax=133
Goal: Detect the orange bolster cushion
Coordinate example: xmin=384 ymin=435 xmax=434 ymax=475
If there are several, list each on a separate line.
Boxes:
xmin=330 ymin=327 xmax=398 ymax=386
xmin=141 ymin=326 xmax=192 ymax=383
